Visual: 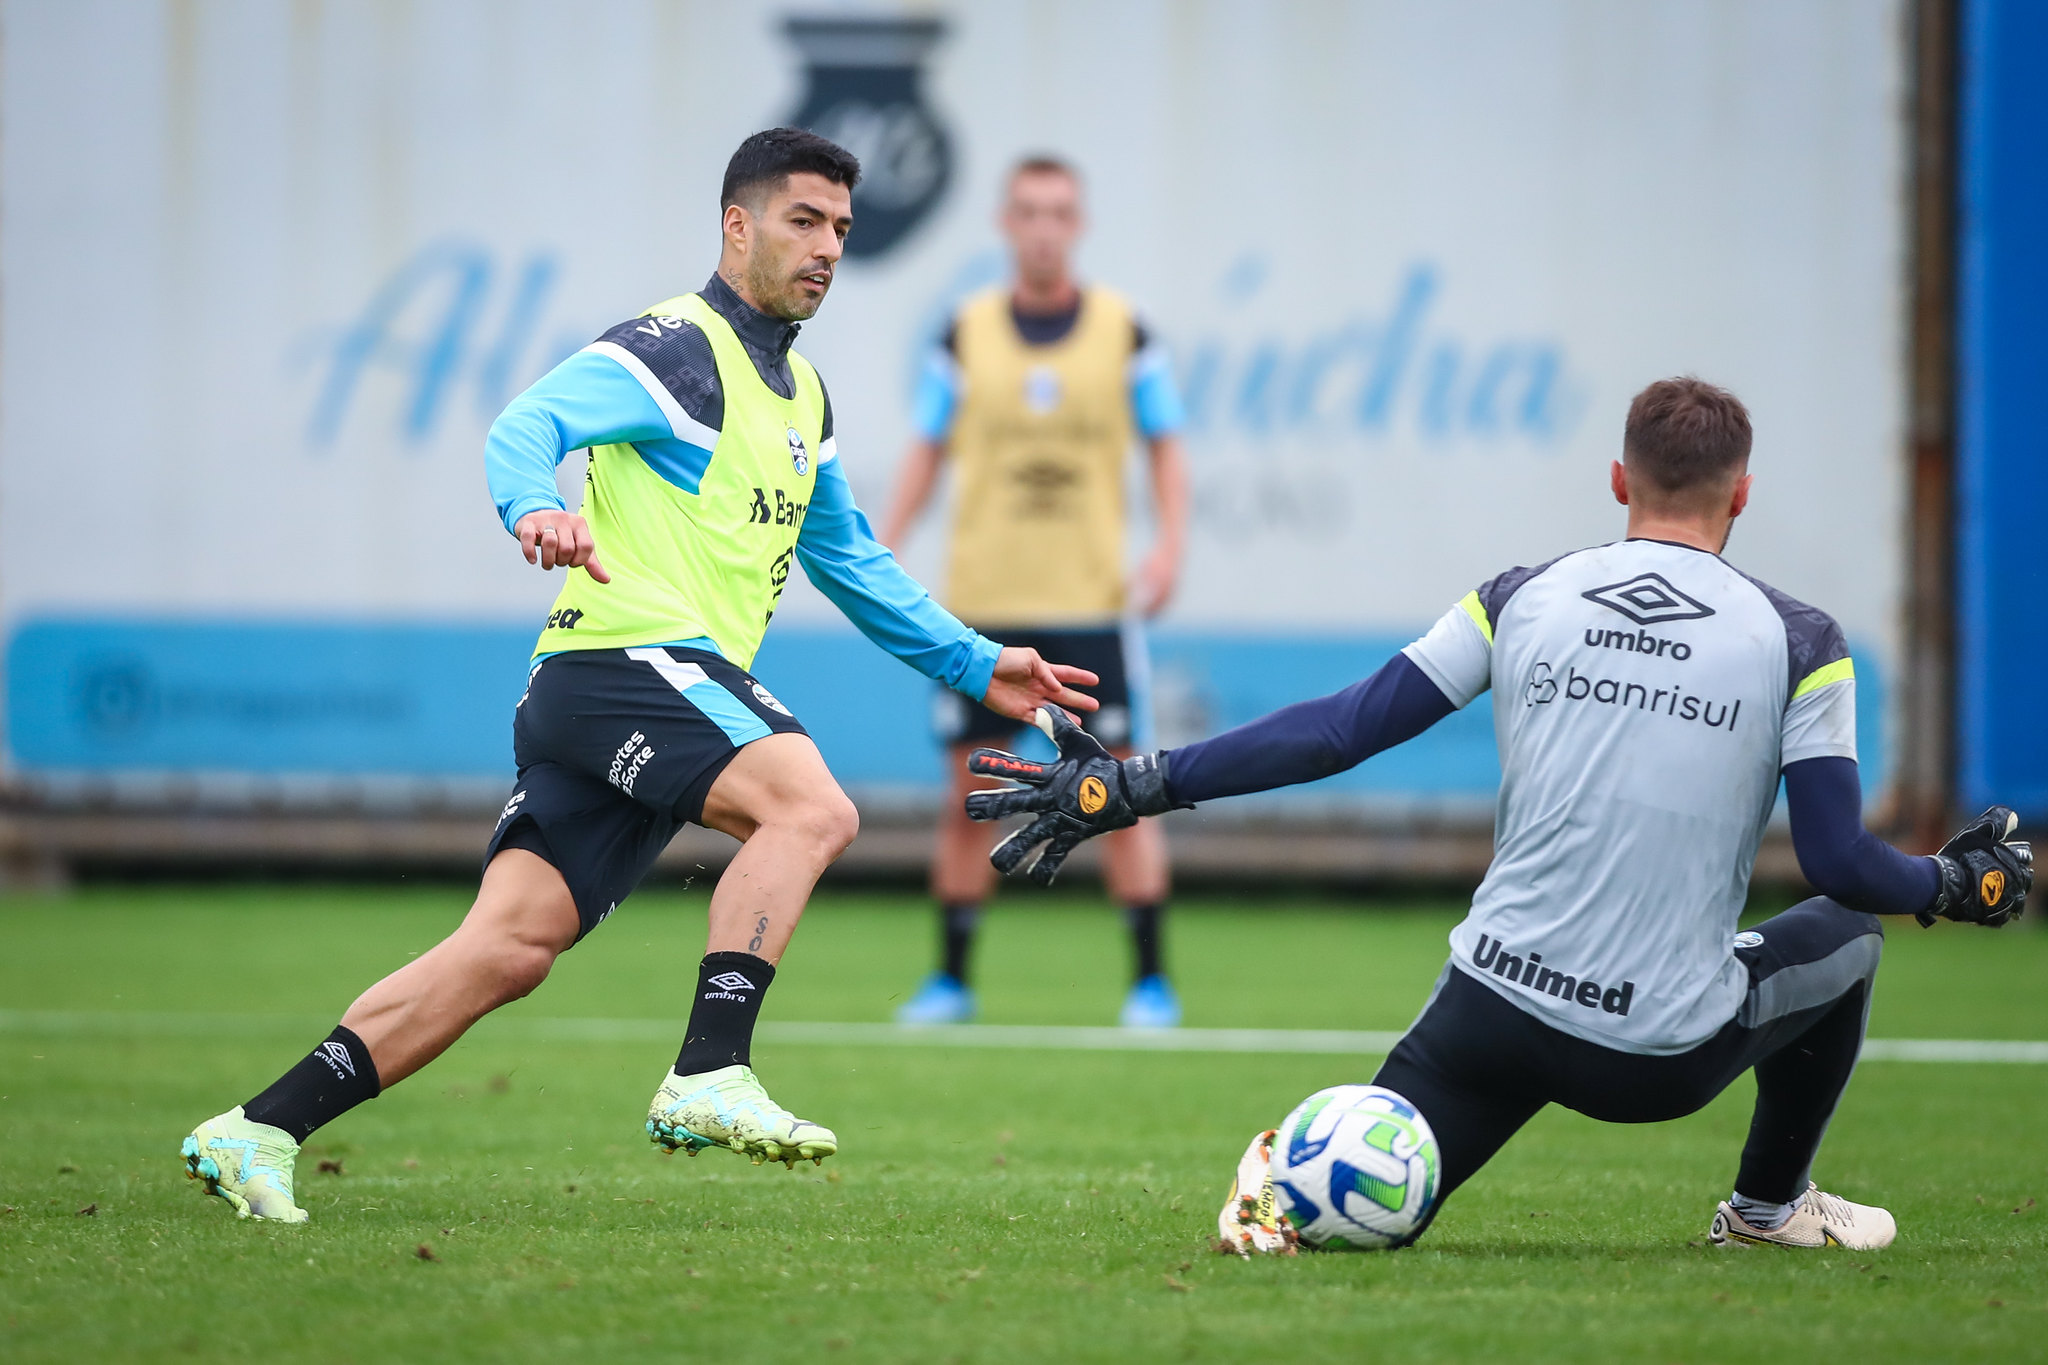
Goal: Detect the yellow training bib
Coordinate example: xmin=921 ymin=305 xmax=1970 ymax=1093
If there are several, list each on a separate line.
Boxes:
xmin=533 ymin=292 xmax=825 ymax=668
xmin=944 ymin=286 xmax=1137 ymax=624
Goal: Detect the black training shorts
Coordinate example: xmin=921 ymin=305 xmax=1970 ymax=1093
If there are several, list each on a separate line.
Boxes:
xmin=1371 ymin=897 xmax=1884 ymax=1238
xmin=937 ymin=623 xmax=1146 ymax=750
xmin=484 ymin=645 xmax=808 ymax=939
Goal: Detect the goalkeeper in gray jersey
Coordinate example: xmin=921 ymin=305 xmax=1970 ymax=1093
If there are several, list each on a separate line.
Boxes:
xmin=967 ymin=377 xmax=2032 ymax=1251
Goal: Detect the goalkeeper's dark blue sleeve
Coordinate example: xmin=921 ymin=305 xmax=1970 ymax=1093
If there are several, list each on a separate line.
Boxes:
xmin=1162 ymin=654 xmax=1456 ymax=804
xmin=1783 ymin=756 xmax=1940 ymax=916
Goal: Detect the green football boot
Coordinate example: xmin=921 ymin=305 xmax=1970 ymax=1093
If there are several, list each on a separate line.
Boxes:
xmin=646 ymin=1065 xmax=838 ymax=1168
xmin=180 ymin=1106 xmax=310 ymax=1223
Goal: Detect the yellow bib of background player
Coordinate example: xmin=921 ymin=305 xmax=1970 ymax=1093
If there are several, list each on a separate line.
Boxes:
xmin=533 ymin=292 xmax=824 ymax=668
xmin=945 ymin=286 xmax=1137 ymax=624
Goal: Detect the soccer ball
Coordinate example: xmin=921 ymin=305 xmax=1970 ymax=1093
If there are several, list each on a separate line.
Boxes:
xmin=1268 ymin=1084 xmax=1440 ymax=1249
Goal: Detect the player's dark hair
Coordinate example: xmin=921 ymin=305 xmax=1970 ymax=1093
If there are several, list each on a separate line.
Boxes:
xmin=1010 ymin=154 xmax=1080 ymax=185
xmin=1623 ymin=377 xmax=1753 ymax=497
xmin=721 ymin=127 xmax=861 ymax=212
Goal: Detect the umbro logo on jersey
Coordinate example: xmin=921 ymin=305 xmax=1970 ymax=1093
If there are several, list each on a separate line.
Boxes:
xmin=1582 ymin=573 xmax=1715 ymax=626
xmin=318 ymin=1041 xmax=357 ymax=1079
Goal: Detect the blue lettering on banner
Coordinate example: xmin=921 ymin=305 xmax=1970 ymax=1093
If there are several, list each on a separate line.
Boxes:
xmin=302 ymin=242 xmax=1587 ymax=457
xmin=911 ymin=251 xmax=1587 ymax=450
xmin=298 ymin=240 xmax=583 ymax=449
xmin=1174 ymin=257 xmax=1584 ymax=446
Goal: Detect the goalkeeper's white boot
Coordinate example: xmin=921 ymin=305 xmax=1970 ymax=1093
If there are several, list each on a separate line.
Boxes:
xmin=180 ymin=1106 xmax=310 ymax=1223
xmin=1708 ymin=1183 xmax=1895 ymax=1250
xmin=647 ymin=1065 xmax=838 ymax=1168
xmin=1215 ymin=1129 xmax=1298 ymax=1256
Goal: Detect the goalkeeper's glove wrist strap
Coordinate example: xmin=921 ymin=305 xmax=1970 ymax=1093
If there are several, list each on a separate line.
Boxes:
xmin=1120 ymin=752 xmax=1191 ymax=817
xmin=1922 ymin=853 xmax=1963 ymax=927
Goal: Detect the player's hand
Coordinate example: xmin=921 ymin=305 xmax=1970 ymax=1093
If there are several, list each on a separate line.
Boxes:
xmin=982 ymin=646 xmax=1099 ymax=723
xmin=515 ymin=510 xmax=611 ymax=584
xmin=964 ymin=708 xmax=1189 ymax=885
xmin=1135 ymin=544 xmax=1179 ymax=617
xmin=1921 ymin=805 xmax=2033 ymax=927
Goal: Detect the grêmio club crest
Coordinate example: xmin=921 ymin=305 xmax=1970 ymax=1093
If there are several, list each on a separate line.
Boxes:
xmin=783 ymin=16 xmax=953 ymax=260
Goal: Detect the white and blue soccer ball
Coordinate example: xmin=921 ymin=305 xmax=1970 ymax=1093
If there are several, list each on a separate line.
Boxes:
xmin=1268 ymin=1084 xmax=1441 ymax=1249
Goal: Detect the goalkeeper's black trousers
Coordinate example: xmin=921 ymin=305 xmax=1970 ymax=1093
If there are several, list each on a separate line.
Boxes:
xmin=1373 ymin=897 xmax=1882 ymax=1232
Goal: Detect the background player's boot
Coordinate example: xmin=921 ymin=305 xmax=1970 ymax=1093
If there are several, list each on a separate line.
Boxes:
xmin=1709 ymin=1183 xmax=1896 ymax=1249
xmin=647 ymin=1065 xmax=838 ymax=1167
xmin=1120 ymin=974 xmax=1182 ymax=1029
xmin=896 ymin=971 xmax=976 ymax=1024
xmin=179 ymin=1106 xmax=310 ymax=1223
xmin=1215 ymin=1129 xmax=1297 ymax=1256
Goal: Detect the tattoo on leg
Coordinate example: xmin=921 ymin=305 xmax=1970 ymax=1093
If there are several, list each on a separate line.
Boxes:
xmin=748 ymin=914 xmax=769 ymax=953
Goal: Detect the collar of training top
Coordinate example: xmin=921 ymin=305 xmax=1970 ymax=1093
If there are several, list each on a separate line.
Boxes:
xmin=1009 ymin=293 xmax=1083 ymax=347
xmin=702 ymin=273 xmax=801 ymax=359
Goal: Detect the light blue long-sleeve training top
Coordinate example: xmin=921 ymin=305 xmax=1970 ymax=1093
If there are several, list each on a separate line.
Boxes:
xmin=485 ymin=275 xmax=1001 ymax=699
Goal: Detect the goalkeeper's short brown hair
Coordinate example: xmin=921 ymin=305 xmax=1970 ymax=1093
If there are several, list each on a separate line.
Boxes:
xmin=1623 ymin=378 xmax=1753 ymax=501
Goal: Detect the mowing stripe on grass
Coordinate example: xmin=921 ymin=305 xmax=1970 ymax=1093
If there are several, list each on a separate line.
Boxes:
xmin=2 ymin=1009 xmax=2045 ymax=1062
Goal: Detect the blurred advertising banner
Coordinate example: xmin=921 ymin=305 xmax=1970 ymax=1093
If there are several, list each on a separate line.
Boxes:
xmin=1 ymin=1 xmax=1904 ymax=806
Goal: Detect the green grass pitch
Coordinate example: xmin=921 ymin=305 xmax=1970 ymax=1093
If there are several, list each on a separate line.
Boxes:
xmin=3 ymin=884 xmax=2046 ymax=1362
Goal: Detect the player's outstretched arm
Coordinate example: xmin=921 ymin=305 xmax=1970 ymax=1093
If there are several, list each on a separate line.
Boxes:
xmin=795 ymin=458 xmax=1099 ymax=719
xmin=1784 ymin=758 xmax=2032 ymax=925
xmin=1783 ymin=757 xmax=1941 ymax=915
xmin=1162 ymin=653 xmax=1455 ymax=804
xmin=967 ymin=654 xmax=1458 ymax=883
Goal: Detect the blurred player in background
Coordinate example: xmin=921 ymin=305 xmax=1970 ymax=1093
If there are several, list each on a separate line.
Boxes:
xmin=177 ymin=129 xmax=1098 ymax=1224
xmin=969 ymin=378 xmax=2032 ymax=1250
xmin=880 ymin=155 xmax=1191 ymax=1028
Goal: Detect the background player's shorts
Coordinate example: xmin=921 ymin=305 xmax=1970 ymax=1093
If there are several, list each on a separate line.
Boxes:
xmin=936 ymin=622 xmax=1146 ymax=750
xmin=484 ymin=646 xmax=808 ymax=940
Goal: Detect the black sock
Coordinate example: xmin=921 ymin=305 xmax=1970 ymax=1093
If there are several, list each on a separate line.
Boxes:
xmin=940 ymin=903 xmax=981 ymax=982
xmin=676 ymin=952 xmax=776 ymax=1074
xmin=1125 ymin=902 xmax=1165 ymax=981
xmin=242 ymin=1025 xmax=382 ymax=1143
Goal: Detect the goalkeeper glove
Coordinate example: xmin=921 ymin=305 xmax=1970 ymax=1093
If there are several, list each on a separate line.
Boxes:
xmin=964 ymin=707 xmax=1189 ymax=885
xmin=1920 ymin=805 xmax=2033 ymax=928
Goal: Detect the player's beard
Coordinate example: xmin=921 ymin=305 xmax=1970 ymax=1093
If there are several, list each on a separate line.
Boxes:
xmin=747 ymin=253 xmax=828 ymax=322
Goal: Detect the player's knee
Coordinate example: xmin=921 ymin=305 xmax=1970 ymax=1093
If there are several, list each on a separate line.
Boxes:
xmin=782 ymin=789 xmax=860 ymax=863
xmin=487 ymin=937 xmax=559 ymax=1002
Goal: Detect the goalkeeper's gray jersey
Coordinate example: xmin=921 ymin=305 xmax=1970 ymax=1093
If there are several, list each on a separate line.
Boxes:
xmin=1403 ymin=538 xmax=1858 ymax=1054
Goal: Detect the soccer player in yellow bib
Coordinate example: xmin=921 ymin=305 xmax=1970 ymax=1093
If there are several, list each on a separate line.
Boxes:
xmin=880 ymin=156 xmax=1191 ymax=1028
xmin=177 ymin=129 xmax=1099 ymax=1222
